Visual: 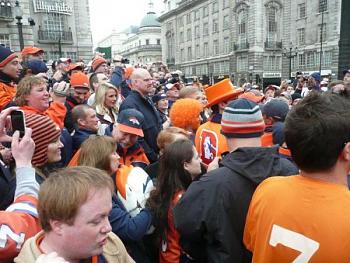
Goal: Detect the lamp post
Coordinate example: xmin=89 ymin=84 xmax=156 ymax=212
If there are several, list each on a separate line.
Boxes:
xmin=282 ymin=43 xmax=298 ymax=80
xmin=319 ymin=0 xmax=326 ymax=74
xmin=13 ymin=1 xmax=24 ymax=51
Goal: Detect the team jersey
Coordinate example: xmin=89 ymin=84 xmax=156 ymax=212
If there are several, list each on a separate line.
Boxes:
xmin=195 ymin=121 xmax=228 ymax=166
xmin=0 ymin=195 xmax=40 ymax=262
xmin=244 ymin=175 xmax=350 ymax=262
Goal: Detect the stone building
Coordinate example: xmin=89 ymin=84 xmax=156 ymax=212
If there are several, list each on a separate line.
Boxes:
xmin=159 ymin=0 xmax=342 ymax=86
xmin=0 ymin=0 xmax=93 ymax=62
xmin=120 ymin=2 xmax=162 ymax=65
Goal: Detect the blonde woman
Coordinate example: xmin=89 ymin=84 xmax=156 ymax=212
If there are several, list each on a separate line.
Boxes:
xmin=93 ymin=82 xmax=119 ymax=134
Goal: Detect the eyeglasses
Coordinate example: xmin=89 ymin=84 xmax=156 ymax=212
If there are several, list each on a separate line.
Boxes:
xmin=142 ymin=78 xmax=153 ymax=82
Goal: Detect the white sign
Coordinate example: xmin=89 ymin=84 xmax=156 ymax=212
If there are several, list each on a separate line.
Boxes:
xmin=263 ymin=72 xmax=282 ymax=78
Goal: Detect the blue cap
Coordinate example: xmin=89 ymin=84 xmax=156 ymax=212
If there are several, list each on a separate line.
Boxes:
xmin=26 ymin=60 xmax=48 ymax=74
xmin=310 ymin=72 xmax=321 ymax=82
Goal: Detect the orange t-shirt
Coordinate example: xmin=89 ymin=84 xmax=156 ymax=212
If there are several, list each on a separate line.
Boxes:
xmin=244 ymin=175 xmax=350 ymax=262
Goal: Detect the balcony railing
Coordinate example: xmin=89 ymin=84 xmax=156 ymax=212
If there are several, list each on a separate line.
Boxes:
xmin=0 ymin=2 xmax=13 ymax=21
xmin=38 ymin=30 xmax=73 ymax=43
xmin=233 ymin=42 xmax=249 ymax=51
xmin=264 ymin=41 xmax=282 ymax=50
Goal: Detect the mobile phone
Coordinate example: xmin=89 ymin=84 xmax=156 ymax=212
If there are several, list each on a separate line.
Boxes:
xmin=11 ymin=110 xmax=26 ymax=138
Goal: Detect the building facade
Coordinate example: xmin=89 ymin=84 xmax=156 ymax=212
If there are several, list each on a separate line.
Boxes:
xmin=0 ymin=0 xmax=93 ymax=62
xmin=159 ymin=0 xmax=341 ymax=86
xmin=120 ymin=6 xmax=162 ymax=65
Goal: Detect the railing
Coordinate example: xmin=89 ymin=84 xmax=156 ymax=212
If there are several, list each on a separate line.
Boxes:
xmin=38 ymin=30 xmax=73 ymax=43
xmin=233 ymin=42 xmax=249 ymax=51
xmin=0 ymin=1 xmax=13 ymax=21
xmin=264 ymin=41 xmax=282 ymax=50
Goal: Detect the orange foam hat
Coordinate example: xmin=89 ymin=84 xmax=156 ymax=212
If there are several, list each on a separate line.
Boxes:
xmin=204 ymin=79 xmax=244 ymax=108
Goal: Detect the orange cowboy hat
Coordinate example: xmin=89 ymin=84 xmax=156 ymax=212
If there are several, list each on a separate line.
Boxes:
xmin=204 ymin=79 xmax=244 ymax=108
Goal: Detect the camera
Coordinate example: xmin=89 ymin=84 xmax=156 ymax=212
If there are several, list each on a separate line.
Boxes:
xmin=121 ymin=58 xmax=129 ymax=64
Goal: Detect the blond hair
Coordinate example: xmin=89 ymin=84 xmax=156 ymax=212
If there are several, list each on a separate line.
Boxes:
xmin=15 ymin=76 xmax=47 ymax=106
xmin=93 ymin=82 xmax=119 ymax=114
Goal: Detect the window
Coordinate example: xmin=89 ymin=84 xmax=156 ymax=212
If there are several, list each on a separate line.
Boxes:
xmin=196 ymin=44 xmax=200 ymax=58
xmin=298 ymin=28 xmax=305 ymax=45
xmin=179 ymin=31 xmax=184 ymax=43
xmin=157 ymin=39 xmax=161 ymax=45
xmin=318 ymin=23 xmax=327 ymax=42
xmin=223 ymin=0 xmax=229 ymax=9
xmin=324 ymin=50 xmax=332 ymax=66
xmin=47 ymin=51 xmax=60 ymax=60
xmin=213 ymin=40 xmax=219 ymax=55
xmin=223 ymin=15 xmax=230 ymax=29
xmin=194 ymin=9 xmax=200 ymax=20
xmin=203 ymin=22 xmax=209 ymax=36
xmin=223 ymin=37 xmax=230 ymax=53
xmin=66 ymin=52 xmax=77 ymax=62
xmin=237 ymin=56 xmax=248 ymax=71
xmin=146 ymin=39 xmax=150 ymax=45
xmin=44 ymin=13 xmax=65 ymax=32
xmin=188 ymin=47 xmax=192 ymax=60
xmin=306 ymin=52 xmax=315 ymax=67
xmin=186 ymin=13 xmax=191 ymax=24
xmin=195 ymin=25 xmax=200 ymax=39
xmin=298 ymin=54 xmax=305 ymax=66
xmin=187 ymin=28 xmax=192 ymax=41
xmin=203 ymin=5 xmax=209 ymax=17
xmin=212 ymin=1 xmax=218 ymax=13
xmin=213 ymin=19 xmax=218 ymax=33
xmin=0 ymin=34 xmax=11 ymax=48
xmin=238 ymin=10 xmax=247 ymax=35
xmin=178 ymin=16 xmax=184 ymax=27
xmin=139 ymin=40 xmax=141 ymax=46
xmin=319 ymin=0 xmax=327 ymax=12
xmin=267 ymin=8 xmax=277 ymax=33
xmin=180 ymin=48 xmax=184 ymax=62
xmin=263 ymin=56 xmax=281 ymax=71
xmin=298 ymin=3 xmax=306 ymax=18
xmin=203 ymin=42 xmax=209 ymax=57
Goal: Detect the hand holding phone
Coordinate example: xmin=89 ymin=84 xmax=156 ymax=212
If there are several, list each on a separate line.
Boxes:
xmin=11 ymin=110 xmax=26 ymax=138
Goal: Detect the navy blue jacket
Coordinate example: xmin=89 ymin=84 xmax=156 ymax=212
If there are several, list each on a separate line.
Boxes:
xmin=110 ymin=66 xmax=124 ymax=88
xmin=119 ymin=90 xmax=162 ymax=162
xmin=110 ymin=195 xmax=152 ymax=263
xmin=72 ymin=128 xmax=96 ymax=152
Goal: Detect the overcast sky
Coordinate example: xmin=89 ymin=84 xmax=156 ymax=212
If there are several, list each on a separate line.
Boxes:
xmin=88 ymin=0 xmax=164 ymax=46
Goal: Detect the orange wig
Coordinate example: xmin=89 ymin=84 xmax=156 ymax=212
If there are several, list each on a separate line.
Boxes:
xmin=170 ymin=98 xmax=203 ymax=131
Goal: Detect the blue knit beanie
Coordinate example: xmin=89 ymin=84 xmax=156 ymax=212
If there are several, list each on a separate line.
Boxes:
xmin=221 ymin=98 xmax=265 ymax=138
xmin=26 ymin=60 xmax=48 ymax=74
xmin=0 ymin=45 xmax=17 ymax=68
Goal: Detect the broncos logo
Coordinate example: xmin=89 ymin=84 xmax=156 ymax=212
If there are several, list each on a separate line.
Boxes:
xmin=128 ymin=117 xmax=140 ymax=125
xmin=200 ymin=129 xmax=219 ymax=166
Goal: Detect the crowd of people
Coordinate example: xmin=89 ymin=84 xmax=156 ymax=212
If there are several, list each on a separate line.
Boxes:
xmin=1 ymin=44 xmax=350 ymax=263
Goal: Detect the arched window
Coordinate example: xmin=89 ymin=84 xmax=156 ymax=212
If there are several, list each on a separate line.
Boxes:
xmin=238 ymin=9 xmax=248 ymax=44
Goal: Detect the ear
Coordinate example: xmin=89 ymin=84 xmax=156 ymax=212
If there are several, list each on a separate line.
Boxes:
xmin=77 ymin=118 xmax=86 ymax=127
xmin=49 ymin=220 xmax=65 ymax=236
xmin=183 ymin=161 xmax=190 ymax=172
xmin=341 ymin=142 xmax=350 ymax=161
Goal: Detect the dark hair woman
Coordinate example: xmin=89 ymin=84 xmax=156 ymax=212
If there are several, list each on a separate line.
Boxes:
xmin=146 ymin=139 xmax=201 ymax=263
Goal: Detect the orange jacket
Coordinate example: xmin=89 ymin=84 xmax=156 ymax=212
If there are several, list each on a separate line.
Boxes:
xmin=0 ymin=82 xmax=16 ymax=111
xmin=21 ymin=102 xmax=67 ymax=129
xmin=160 ymin=191 xmax=184 ymax=263
xmin=0 ymin=195 xmax=41 ymax=262
xmin=261 ymin=132 xmax=273 ymax=147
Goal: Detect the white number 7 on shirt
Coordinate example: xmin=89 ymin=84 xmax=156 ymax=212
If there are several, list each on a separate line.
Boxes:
xmin=269 ymin=224 xmax=320 ymax=263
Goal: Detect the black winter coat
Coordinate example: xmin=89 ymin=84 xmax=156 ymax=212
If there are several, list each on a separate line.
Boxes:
xmin=173 ymin=146 xmax=298 ymax=263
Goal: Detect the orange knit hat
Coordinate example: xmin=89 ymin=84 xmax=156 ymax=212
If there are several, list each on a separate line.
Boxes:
xmin=92 ymin=57 xmax=107 ymax=71
xmin=70 ymin=72 xmax=89 ymax=88
xmin=205 ymin=79 xmax=244 ymax=108
xmin=124 ymin=67 xmax=134 ymax=79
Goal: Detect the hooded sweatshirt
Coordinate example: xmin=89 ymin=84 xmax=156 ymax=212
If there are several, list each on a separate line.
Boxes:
xmin=173 ymin=146 xmax=298 ymax=263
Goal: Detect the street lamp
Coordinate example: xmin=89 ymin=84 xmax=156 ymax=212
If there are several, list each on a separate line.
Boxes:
xmin=13 ymin=1 xmax=24 ymax=51
xmin=282 ymin=42 xmax=298 ymax=80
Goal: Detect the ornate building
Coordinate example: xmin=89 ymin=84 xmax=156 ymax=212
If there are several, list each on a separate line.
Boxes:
xmin=0 ymin=0 xmax=93 ymax=62
xmin=120 ymin=1 xmax=162 ymax=65
xmin=159 ymin=0 xmax=342 ymax=86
